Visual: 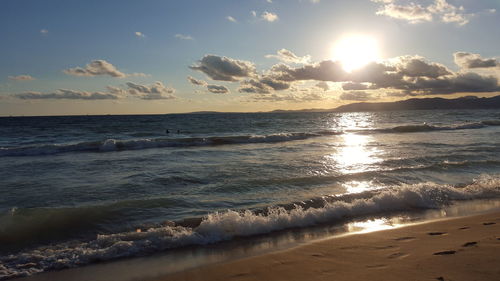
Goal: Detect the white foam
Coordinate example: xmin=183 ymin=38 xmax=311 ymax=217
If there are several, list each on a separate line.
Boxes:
xmin=1 ymin=175 xmax=500 ymax=279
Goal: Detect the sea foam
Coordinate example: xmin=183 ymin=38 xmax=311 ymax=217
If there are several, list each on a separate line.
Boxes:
xmin=1 ymin=175 xmax=500 ymax=280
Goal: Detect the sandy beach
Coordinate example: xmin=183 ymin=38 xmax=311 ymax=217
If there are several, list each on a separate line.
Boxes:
xmin=158 ymin=212 xmax=500 ymax=281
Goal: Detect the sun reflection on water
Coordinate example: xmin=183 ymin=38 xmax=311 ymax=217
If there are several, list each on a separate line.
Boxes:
xmin=347 ymin=218 xmax=402 ymax=234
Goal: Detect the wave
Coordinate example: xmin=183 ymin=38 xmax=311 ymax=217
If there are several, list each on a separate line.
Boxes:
xmin=1 ymin=119 xmax=499 ymax=157
xmin=377 ymin=120 xmax=500 ymax=133
xmin=1 ymin=175 xmax=500 ymax=280
xmin=0 ymin=131 xmax=341 ymax=157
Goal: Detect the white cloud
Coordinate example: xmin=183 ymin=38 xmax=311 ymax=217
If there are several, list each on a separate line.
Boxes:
xmin=266 ymin=49 xmax=311 ymax=64
xmin=251 ymin=11 xmax=257 ymax=17
xmin=135 ymin=31 xmax=145 ymax=38
xmin=226 ymin=16 xmax=237 ymax=23
xmin=175 ymin=34 xmax=194 ymax=40
xmin=40 ymin=29 xmax=48 ymax=35
xmin=376 ymin=3 xmax=432 ymax=23
xmin=261 ymin=11 xmax=278 ymax=22
xmin=373 ymin=0 xmax=474 ymax=25
xmin=8 ymin=75 xmax=35 ymax=81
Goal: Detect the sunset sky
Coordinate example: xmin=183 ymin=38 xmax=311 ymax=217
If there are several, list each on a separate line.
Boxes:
xmin=1 ymin=0 xmax=499 ymax=116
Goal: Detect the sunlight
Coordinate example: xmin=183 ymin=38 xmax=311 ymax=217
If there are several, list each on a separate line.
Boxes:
xmin=332 ymin=34 xmax=381 ymax=72
xmin=347 ymin=219 xmax=401 ymax=234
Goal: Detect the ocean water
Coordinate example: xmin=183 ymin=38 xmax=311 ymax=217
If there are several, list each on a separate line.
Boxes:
xmin=1 ymin=109 xmax=500 ymax=279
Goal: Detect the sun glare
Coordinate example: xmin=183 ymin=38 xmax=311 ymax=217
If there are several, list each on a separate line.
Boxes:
xmin=332 ymin=35 xmax=381 ymax=72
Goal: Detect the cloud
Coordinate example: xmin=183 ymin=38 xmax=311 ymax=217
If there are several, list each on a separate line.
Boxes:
xmin=339 ymin=91 xmax=377 ymax=101
xmin=226 ymin=16 xmax=237 ymax=23
xmin=373 ymin=0 xmax=472 ymax=25
xmin=14 ymin=89 xmax=119 ymax=100
xmin=342 ymin=82 xmax=369 ymax=91
xmin=239 ymin=76 xmax=291 ymax=94
xmin=187 ymin=76 xmax=208 ymax=86
xmin=395 ymin=55 xmax=451 ymax=78
xmin=40 ymin=29 xmax=48 ymax=35
xmin=64 ymin=60 xmax=146 ymax=78
xmin=251 ymin=11 xmax=257 ymax=17
xmin=8 ymin=75 xmax=35 ymax=81
xmin=265 ymin=49 xmax=311 ymax=64
xmin=376 ymin=2 xmax=432 ymax=23
xmin=428 ymin=0 xmax=469 ymax=25
xmin=401 ymin=72 xmax=500 ymax=95
xmin=175 ymin=34 xmax=194 ymax=40
xmin=261 ymin=11 xmax=278 ymax=22
xmin=315 ymin=81 xmax=329 ymax=91
xmin=125 ymin=81 xmax=176 ymax=100
xmin=190 ymin=54 xmax=256 ymax=81
xmin=248 ymin=52 xmax=499 ymax=96
xmin=207 ymin=84 xmax=230 ymax=94
xmin=454 ymin=52 xmax=499 ymax=69
xmin=247 ymin=90 xmax=325 ymax=103
xmin=135 ymin=31 xmax=145 ymax=38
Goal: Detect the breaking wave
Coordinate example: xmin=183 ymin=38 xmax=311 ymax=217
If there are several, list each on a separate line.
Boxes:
xmin=1 ymin=119 xmax=499 ymax=157
xmin=1 ymin=175 xmax=500 ymax=279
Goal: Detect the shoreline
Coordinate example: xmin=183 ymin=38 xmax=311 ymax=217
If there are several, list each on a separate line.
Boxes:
xmin=158 ymin=211 xmax=500 ymax=281
xmin=15 ymin=202 xmax=500 ymax=281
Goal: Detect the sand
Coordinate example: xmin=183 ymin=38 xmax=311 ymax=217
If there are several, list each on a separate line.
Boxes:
xmin=157 ymin=212 xmax=500 ymax=281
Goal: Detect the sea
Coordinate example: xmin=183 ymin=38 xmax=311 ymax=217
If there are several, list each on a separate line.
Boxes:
xmin=1 ymin=109 xmax=500 ymax=280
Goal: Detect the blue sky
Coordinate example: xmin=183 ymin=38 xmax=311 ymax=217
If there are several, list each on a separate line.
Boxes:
xmin=1 ymin=0 xmax=499 ymax=116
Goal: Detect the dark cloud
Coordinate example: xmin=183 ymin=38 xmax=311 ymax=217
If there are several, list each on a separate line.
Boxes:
xmin=207 ymin=84 xmax=230 ymax=94
xmin=190 ymin=55 xmax=256 ymax=81
xmin=402 ymin=72 xmax=500 ymax=95
xmin=14 ymin=89 xmax=119 ymax=100
xmin=238 ymin=76 xmax=291 ymax=94
xmin=396 ymin=56 xmax=451 ymax=78
xmin=125 ymin=82 xmax=176 ymax=100
xmin=187 ymin=76 xmax=208 ymax=86
xmin=454 ymin=52 xmax=498 ymax=69
xmin=64 ymin=60 xmax=146 ymax=78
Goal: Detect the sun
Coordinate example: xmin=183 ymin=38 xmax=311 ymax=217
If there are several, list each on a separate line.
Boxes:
xmin=332 ymin=35 xmax=381 ymax=72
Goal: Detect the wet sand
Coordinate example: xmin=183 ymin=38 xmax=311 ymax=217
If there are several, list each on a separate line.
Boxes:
xmin=158 ymin=212 xmax=500 ymax=281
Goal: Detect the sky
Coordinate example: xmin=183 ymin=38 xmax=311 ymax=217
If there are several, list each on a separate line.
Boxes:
xmin=1 ymin=0 xmax=499 ymax=116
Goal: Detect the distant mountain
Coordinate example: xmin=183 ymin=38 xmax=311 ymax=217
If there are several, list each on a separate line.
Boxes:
xmin=334 ymin=95 xmax=500 ymax=112
xmin=183 ymin=95 xmax=500 ymax=115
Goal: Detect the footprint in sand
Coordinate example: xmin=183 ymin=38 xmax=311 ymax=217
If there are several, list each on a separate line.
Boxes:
xmin=387 ymin=252 xmax=409 ymax=259
xmin=458 ymin=226 xmax=470 ymax=230
xmin=394 ymin=236 xmax=416 ymax=241
xmin=366 ymin=264 xmax=388 ymax=269
xmin=433 ymin=250 xmax=456 ymax=255
xmin=483 ymin=222 xmax=496 ymax=226
xmin=428 ymin=232 xmax=447 ymax=236
xmin=436 ymin=277 xmax=445 ymax=281
xmin=462 ymin=241 xmax=478 ymax=247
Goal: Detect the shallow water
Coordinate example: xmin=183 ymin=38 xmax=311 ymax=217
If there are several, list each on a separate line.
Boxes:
xmin=1 ymin=109 xmax=500 ymax=279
